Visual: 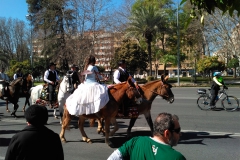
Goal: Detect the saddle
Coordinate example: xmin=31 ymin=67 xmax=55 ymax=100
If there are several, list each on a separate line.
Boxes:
xmin=40 ymin=84 xmax=59 ymax=101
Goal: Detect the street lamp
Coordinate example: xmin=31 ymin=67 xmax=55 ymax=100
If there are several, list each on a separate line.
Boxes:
xmin=176 ymin=1 xmax=180 ymax=86
xmin=26 ymin=14 xmax=33 ymax=70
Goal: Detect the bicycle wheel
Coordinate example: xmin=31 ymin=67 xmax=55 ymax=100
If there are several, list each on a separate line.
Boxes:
xmin=197 ymin=95 xmax=211 ymax=110
xmin=221 ymin=96 xmax=239 ymax=111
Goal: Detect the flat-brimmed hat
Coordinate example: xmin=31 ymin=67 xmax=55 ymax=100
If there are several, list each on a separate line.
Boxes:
xmin=70 ymin=64 xmax=77 ymax=68
xmin=118 ymin=60 xmax=126 ymax=66
xmin=25 ymin=105 xmax=48 ymax=126
xmin=49 ymin=62 xmax=56 ymax=67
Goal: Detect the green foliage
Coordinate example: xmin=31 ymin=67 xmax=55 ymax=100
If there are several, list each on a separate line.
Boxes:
xmin=7 ymin=60 xmax=31 ymax=79
xmin=96 ymin=66 xmax=105 ymax=73
xmin=197 ymin=56 xmax=225 ymax=74
xmin=228 ymin=58 xmax=239 ymax=68
xmin=147 ymin=76 xmax=154 ymax=81
xmin=112 ymin=39 xmax=148 ymax=75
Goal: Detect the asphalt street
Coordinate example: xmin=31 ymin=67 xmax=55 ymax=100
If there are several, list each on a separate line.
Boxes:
xmin=0 ymin=87 xmax=240 ymax=160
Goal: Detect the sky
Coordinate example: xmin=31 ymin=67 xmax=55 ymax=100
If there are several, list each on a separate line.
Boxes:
xmin=0 ymin=0 xmax=124 ymax=23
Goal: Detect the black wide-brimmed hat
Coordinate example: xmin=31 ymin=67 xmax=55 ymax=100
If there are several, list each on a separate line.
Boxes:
xmin=118 ymin=60 xmax=126 ymax=66
xmin=49 ymin=62 xmax=56 ymax=67
xmin=70 ymin=64 xmax=77 ymax=68
xmin=25 ymin=105 xmax=48 ymax=126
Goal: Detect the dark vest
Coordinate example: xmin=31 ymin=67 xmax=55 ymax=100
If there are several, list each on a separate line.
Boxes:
xmin=118 ymin=69 xmax=129 ymax=82
xmin=48 ymin=71 xmax=57 ymax=83
xmin=16 ymin=73 xmax=22 ymax=78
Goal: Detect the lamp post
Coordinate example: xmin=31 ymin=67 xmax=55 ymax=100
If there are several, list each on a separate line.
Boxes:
xmin=176 ymin=1 xmax=180 ymax=86
xmin=26 ymin=14 xmax=33 ymax=70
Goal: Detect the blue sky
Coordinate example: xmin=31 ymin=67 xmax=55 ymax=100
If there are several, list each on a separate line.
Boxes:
xmin=0 ymin=0 xmax=29 ymax=22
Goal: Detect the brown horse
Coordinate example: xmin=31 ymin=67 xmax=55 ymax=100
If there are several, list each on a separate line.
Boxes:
xmin=1 ymin=78 xmax=23 ymax=118
xmin=5 ymin=75 xmax=33 ymax=112
xmin=126 ymin=74 xmax=174 ymax=137
xmin=60 ymin=77 xmax=142 ymax=147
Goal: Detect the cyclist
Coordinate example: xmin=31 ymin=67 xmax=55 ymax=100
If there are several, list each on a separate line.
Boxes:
xmin=210 ymin=71 xmax=228 ymax=109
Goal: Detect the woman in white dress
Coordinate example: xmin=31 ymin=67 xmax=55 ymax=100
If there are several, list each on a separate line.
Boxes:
xmin=66 ymin=55 xmax=109 ymax=116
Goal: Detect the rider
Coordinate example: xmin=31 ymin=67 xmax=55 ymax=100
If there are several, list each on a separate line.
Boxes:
xmin=210 ymin=71 xmax=228 ymax=109
xmin=13 ymin=68 xmax=23 ymax=80
xmin=44 ymin=62 xmax=60 ymax=108
xmin=65 ymin=55 xmax=109 ymax=116
xmin=113 ymin=60 xmax=138 ymax=117
xmin=67 ymin=64 xmax=80 ymax=93
xmin=0 ymin=67 xmax=10 ymax=99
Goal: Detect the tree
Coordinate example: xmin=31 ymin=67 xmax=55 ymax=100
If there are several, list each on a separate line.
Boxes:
xmin=111 ymin=39 xmax=148 ymax=75
xmin=197 ymin=56 xmax=225 ymax=79
xmin=126 ymin=5 xmax=165 ymax=76
xmin=228 ymin=57 xmax=239 ymax=78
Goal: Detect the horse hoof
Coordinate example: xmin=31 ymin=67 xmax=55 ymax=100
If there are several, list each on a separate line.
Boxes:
xmin=54 ymin=116 xmax=59 ymax=119
xmin=6 ymin=109 xmax=10 ymax=112
xmin=108 ymin=142 xmax=114 ymax=148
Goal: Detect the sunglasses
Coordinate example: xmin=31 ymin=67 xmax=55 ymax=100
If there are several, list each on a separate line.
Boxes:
xmin=171 ymin=127 xmax=181 ymax=134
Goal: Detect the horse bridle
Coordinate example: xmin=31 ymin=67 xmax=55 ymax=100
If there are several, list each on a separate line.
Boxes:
xmin=141 ymin=82 xmax=170 ymax=98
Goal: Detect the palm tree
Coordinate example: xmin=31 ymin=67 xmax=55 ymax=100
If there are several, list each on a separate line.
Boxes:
xmin=126 ymin=5 xmax=164 ymax=76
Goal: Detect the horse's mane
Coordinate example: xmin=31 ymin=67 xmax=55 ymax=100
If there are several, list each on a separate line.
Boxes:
xmin=143 ymin=79 xmax=162 ymax=87
xmin=10 ymin=77 xmax=22 ymax=85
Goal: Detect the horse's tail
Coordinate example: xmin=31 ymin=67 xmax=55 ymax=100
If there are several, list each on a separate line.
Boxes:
xmin=29 ymin=87 xmax=34 ymax=95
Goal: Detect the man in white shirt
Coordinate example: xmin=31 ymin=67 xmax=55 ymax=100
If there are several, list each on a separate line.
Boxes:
xmin=0 ymin=67 xmax=10 ymax=98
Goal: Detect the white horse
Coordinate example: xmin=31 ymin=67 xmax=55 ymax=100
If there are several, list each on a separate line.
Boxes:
xmin=30 ymin=74 xmax=73 ymax=124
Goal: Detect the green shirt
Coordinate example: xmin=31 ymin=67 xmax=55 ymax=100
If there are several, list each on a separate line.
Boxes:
xmin=118 ymin=136 xmax=186 ymax=160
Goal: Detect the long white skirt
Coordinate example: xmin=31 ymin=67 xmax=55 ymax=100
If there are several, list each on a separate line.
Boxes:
xmin=66 ymin=82 xmax=109 ymax=116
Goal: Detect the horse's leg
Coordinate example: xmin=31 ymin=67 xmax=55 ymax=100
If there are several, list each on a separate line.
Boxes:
xmin=109 ymin=118 xmax=119 ymax=137
xmin=11 ymin=104 xmax=19 ymax=118
xmin=53 ymin=108 xmax=58 ymax=119
xmin=6 ymin=100 xmax=10 ymax=112
xmin=144 ymin=111 xmax=154 ymax=135
xmin=127 ymin=118 xmax=137 ymax=138
xmin=104 ymin=117 xmax=114 ymax=147
xmin=59 ymin=108 xmax=71 ymax=143
xmin=78 ymin=116 xmax=92 ymax=143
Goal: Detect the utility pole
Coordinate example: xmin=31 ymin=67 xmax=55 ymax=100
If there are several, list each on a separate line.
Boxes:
xmin=177 ymin=2 xmax=180 ymax=86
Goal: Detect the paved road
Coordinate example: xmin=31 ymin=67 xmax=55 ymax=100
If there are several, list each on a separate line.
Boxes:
xmin=0 ymin=87 xmax=240 ymax=160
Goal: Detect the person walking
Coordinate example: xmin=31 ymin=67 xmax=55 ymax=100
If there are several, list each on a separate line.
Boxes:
xmin=107 ymin=112 xmax=186 ymax=160
xmin=22 ymin=73 xmax=33 ymax=112
xmin=0 ymin=67 xmax=10 ymax=99
xmin=209 ymin=71 xmax=228 ymax=109
xmin=43 ymin=62 xmax=60 ymax=108
xmin=5 ymin=104 xmax=64 ymax=160
xmin=67 ymin=64 xmax=80 ymax=93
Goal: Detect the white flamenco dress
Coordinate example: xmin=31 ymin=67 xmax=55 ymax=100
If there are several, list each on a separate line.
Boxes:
xmin=66 ymin=65 xmax=109 ymax=116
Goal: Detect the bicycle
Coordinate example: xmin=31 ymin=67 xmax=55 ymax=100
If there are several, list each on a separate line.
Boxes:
xmin=197 ymin=88 xmax=239 ymax=111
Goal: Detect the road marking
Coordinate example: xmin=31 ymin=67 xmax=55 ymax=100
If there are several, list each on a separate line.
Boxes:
xmin=127 ymin=127 xmax=240 ymax=137
xmin=1 ymin=118 xmax=26 ymax=123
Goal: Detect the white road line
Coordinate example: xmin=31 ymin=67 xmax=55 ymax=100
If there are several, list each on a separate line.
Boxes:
xmin=0 ymin=156 xmax=4 ymax=160
xmin=127 ymin=127 xmax=240 ymax=137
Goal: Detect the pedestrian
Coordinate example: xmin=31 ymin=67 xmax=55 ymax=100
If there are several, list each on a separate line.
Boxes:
xmin=13 ymin=68 xmax=23 ymax=80
xmin=113 ymin=60 xmax=138 ymax=117
xmin=22 ymin=73 xmax=33 ymax=112
xmin=0 ymin=67 xmax=10 ymax=99
xmin=210 ymin=71 xmax=228 ymax=109
xmin=65 ymin=55 xmax=109 ymax=116
xmin=107 ymin=112 xmax=186 ymax=160
xmin=43 ymin=62 xmax=60 ymax=108
xmin=5 ymin=104 xmax=64 ymax=160
xmin=67 ymin=64 xmax=80 ymax=93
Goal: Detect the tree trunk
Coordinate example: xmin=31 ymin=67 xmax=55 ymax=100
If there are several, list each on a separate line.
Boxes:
xmin=147 ymin=41 xmax=152 ymax=76
xmin=233 ymin=67 xmax=236 ymax=78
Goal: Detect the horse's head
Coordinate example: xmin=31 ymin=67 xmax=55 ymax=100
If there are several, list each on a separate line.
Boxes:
xmin=157 ymin=75 xmax=174 ymax=103
xmin=125 ymin=77 xmax=142 ymax=105
xmin=63 ymin=74 xmax=73 ymax=92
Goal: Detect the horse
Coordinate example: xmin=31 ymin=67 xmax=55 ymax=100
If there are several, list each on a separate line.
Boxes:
xmin=60 ymin=77 xmax=142 ymax=147
xmin=1 ymin=78 xmax=23 ymax=118
xmin=125 ymin=74 xmax=174 ymax=137
xmin=5 ymin=74 xmax=33 ymax=112
xmin=30 ymin=81 xmax=61 ymax=119
xmin=57 ymin=74 xmax=73 ymax=124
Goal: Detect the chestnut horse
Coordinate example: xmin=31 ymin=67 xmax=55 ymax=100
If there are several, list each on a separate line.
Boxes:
xmin=126 ymin=75 xmax=174 ymax=137
xmin=60 ymin=77 xmax=142 ymax=147
xmin=2 ymin=78 xmax=23 ymax=117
